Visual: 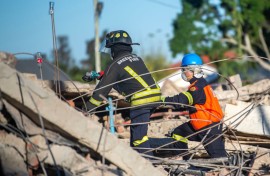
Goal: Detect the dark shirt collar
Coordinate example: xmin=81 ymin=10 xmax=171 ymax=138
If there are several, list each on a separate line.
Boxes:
xmin=189 ymin=77 xmax=197 ymax=84
xmin=114 ymin=51 xmax=132 ymax=59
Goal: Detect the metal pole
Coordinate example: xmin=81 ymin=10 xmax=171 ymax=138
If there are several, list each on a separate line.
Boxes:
xmin=93 ymin=0 xmax=101 ymax=74
xmin=106 ymin=97 xmax=115 ymax=134
xmin=36 ymin=52 xmax=44 ymax=87
xmin=49 ymin=2 xmax=61 ymax=98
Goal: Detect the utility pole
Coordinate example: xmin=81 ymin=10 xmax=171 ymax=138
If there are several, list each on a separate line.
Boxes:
xmin=93 ymin=0 xmax=102 ymax=73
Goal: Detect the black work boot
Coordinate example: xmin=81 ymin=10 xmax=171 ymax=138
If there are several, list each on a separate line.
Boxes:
xmin=149 ymin=137 xmax=185 ymax=157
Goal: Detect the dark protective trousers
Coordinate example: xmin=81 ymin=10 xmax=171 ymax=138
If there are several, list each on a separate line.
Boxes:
xmin=130 ymin=108 xmax=153 ymax=156
xmin=173 ymin=122 xmax=227 ymax=159
xmin=149 ymin=137 xmax=187 ymax=156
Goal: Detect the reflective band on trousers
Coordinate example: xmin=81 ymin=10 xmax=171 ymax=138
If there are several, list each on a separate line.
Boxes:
xmin=124 ymin=66 xmax=150 ymax=90
xmin=131 ymin=88 xmax=161 ymax=100
xmin=131 ymin=96 xmax=161 ymax=106
xmin=89 ymin=97 xmax=102 ymax=106
xmin=172 ymin=134 xmax=188 ymax=143
xmin=133 ymin=136 xmax=149 ymax=146
xmin=182 ymin=91 xmax=193 ymax=105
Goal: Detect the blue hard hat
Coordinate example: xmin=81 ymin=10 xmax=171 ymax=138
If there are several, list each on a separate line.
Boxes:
xmin=181 ymin=53 xmax=203 ymax=67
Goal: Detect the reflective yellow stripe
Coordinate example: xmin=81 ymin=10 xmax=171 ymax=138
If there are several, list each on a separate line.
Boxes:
xmin=124 ymin=66 xmax=150 ymax=90
xmin=131 ymin=96 xmax=161 ymax=106
xmin=182 ymin=91 xmax=193 ymax=105
xmin=89 ymin=97 xmax=102 ymax=106
xmin=131 ymin=88 xmax=161 ymax=100
xmin=133 ymin=136 xmax=149 ymax=146
xmin=172 ymin=134 xmax=188 ymax=143
xmin=161 ymin=96 xmax=165 ymax=102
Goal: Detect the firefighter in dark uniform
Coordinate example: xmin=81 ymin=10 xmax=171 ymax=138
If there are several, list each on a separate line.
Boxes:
xmin=151 ymin=53 xmax=227 ymax=159
xmin=83 ymin=30 xmax=161 ymax=156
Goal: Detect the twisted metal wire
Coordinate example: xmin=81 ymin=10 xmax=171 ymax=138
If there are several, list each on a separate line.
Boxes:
xmin=6 ymin=54 xmax=270 ymax=174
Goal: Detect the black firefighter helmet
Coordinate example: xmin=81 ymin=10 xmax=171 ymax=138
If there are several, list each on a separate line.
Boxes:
xmin=105 ymin=30 xmax=139 ymax=47
xmin=99 ymin=30 xmax=140 ymax=54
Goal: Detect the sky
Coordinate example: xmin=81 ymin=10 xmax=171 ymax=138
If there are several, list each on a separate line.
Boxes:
xmin=0 ymin=0 xmax=181 ymax=66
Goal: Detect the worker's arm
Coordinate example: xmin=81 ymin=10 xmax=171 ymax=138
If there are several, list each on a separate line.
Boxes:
xmin=164 ymin=92 xmax=191 ymax=110
xmin=164 ymin=83 xmax=206 ymax=110
xmin=86 ymin=63 xmax=119 ymax=112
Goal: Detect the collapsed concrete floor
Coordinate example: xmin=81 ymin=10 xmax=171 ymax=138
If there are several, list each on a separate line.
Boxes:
xmin=1 ymin=55 xmax=270 ymax=175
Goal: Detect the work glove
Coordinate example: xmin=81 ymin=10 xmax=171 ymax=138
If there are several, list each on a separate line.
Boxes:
xmin=160 ymin=96 xmax=167 ymax=106
xmin=161 ymin=96 xmax=165 ymax=103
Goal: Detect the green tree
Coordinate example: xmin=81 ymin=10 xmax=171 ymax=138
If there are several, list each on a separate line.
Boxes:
xmin=170 ymin=0 xmax=270 ymax=81
xmin=55 ymin=36 xmax=73 ymax=72
xmin=51 ymin=35 xmax=87 ymax=82
xmin=68 ymin=65 xmax=87 ymax=82
xmin=143 ymin=54 xmax=174 ymax=81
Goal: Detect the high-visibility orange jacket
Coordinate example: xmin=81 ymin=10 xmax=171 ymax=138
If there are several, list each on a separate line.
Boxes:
xmin=165 ymin=77 xmax=223 ymax=130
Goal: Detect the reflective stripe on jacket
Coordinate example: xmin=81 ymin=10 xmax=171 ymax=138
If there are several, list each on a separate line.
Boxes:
xmin=90 ymin=53 xmax=160 ymax=107
xmin=165 ymin=77 xmax=223 ymax=130
xmin=124 ymin=65 xmax=161 ymax=106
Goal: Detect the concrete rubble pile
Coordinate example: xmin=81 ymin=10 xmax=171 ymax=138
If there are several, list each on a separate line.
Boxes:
xmin=0 ymin=61 xmax=165 ymax=176
xmin=1 ymin=52 xmax=270 ymax=176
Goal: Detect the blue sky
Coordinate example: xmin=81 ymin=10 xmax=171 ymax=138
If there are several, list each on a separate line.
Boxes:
xmin=0 ymin=0 xmax=181 ymax=65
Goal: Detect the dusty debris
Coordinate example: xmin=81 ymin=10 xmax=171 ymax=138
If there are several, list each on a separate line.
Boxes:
xmin=215 ymin=78 xmax=270 ymax=102
xmin=0 ymin=62 xmax=164 ymax=176
xmin=1 ymin=52 xmax=270 ymax=176
xmin=224 ymin=102 xmax=270 ymax=136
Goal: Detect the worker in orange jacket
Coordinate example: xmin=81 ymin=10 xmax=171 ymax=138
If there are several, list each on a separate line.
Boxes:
xmin=150 ymin=53 xmax=227 ymax=159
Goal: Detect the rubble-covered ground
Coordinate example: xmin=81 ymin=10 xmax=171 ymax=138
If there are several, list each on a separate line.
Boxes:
xmin=1 ymin=52 xmax=270 ymax=176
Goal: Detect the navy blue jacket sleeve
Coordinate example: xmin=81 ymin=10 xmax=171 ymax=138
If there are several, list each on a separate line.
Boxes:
xmin=164 ymin=93 xmax=190 ymax=110
xmin=91 ymin=63 xmax=119 ymax=102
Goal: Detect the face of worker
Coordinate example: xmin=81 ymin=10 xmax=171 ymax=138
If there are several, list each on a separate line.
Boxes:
xmin=181 ymin=68 xmax=194 ymax=81
xmin=185 ymin=70 xmax=194 ymax=81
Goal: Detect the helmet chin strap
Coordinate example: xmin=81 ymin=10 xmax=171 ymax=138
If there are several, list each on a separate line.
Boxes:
xmin=110 ymin=51 xmax=115 ymax=60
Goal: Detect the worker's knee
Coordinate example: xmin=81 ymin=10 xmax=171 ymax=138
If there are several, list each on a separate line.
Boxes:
xmin=132 ymin=136 xmax=149 ymax=147
xmin=132 ymin=136 xmax=153 ymax=155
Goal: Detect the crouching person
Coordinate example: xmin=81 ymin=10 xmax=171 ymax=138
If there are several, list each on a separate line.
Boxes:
xmin=150 ymin=53 xmax=227 ymax=160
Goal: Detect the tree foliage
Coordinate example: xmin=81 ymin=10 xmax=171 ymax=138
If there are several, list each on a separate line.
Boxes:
xmin=51 ymin=35 xmax=86 ymax=82
xmin=170 ymin=0 xmax=270 ymax=80
xmin=54 ymin=36 xmax=73 ymax=73
xmin=143 ymin=54 xmax=174 ymax=81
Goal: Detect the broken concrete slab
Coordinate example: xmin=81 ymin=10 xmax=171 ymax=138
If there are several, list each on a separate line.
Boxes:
xmin=224 ymin=102 xmax=270 ymax=136
xmin=0 ymin=130 xmax=28 ymax=176
xmin=0 ymin=63 xmax=164 ymax=176
xmin=215 ymin=79 xmax=270 ymax=101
